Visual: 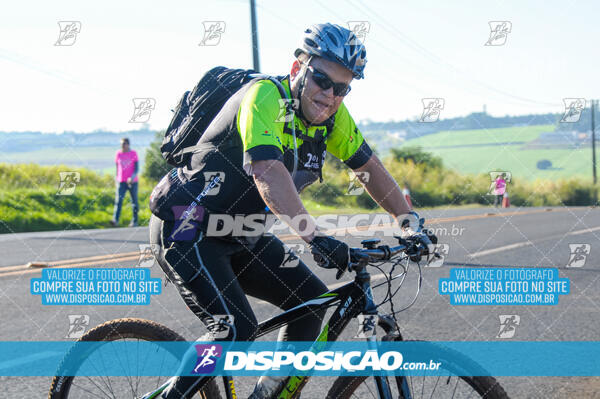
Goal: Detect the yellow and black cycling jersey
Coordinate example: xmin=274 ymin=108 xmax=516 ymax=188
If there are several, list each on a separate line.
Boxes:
xmin=149 ymin=76 xmax=372 ymax=220
xmin=238 ymin=78 xmax=370 ymax=183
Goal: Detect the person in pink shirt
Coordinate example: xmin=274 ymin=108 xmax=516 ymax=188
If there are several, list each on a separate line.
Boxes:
xmin=493 ymin=173 xmax=507 ymax=207
xmin=110 ymin=138 xmax=139 ymax=227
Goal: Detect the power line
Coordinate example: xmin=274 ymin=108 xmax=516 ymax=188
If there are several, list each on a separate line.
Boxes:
xmin=347 ymin=0 xmax=560 ymax=108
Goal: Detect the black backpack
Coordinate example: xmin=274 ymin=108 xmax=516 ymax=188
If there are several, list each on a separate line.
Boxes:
xmin=161 ymin=66 xmax=291 ymax=167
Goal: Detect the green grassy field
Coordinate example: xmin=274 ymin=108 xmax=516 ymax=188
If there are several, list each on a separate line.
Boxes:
xmin=1 ymin=160 xmax=596 ymax=234
xmin=5 ymin=125 xmax=584 ymax=181
xmin=403 ymin=125 xmax=595 ymax=181
xmin=406 ymin=125 xmax=553 ymax=147
xmin=3 ymin=146 xmax=147 ymax=176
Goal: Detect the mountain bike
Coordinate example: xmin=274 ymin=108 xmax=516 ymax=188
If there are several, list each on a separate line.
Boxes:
xmin=48 ymin=226 xmax=509 ymax=399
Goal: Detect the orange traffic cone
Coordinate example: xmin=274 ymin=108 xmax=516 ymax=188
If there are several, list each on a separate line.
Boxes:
xmin=502 ymin=192 xmax=510 ymax=208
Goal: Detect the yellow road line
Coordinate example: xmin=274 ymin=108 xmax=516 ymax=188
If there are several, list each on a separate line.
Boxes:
xmin=0 ymin=255 xmax=141 ymax=278
xmin=278 ymin=207 xmax=569 ymax=239
xmin=0 ymin=252 xmax=140 ymax=273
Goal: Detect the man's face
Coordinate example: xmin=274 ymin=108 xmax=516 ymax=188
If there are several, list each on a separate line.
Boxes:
xmin=291 ymin=56 xmax=354 ymax=125
xmin=121 ymin=141 xmax=130 ymax=151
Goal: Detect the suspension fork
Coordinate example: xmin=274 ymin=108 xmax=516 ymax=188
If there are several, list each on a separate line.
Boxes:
xmin=366 ymin=334 xmax=393 ymax=399
xmin=354 ymin=267 xmax=393 ymax=399
xmin=379 ymin=317 xmax=411 ymax=399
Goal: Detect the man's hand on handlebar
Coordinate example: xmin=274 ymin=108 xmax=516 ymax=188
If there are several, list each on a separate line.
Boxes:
xmin=310 ymin=213 xmax=441 ymax=278
xmin=399 ymin=211 xmax=438 ymax=263
xmin=309 ymin=235 xmax=350 ymax=280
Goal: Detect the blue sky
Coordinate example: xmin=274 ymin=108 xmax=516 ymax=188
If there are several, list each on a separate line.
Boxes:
xmin=1 ymin=0 xmax=598 ymax=133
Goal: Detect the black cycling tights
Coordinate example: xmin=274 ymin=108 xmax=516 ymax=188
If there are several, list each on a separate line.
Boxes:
xmin=149 ymin=214 xmax=328 ymax=398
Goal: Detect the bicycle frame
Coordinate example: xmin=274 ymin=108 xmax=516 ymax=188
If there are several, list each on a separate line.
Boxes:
xmin=144 ymin=259 xmax=408 ymax=399
xmin=247 ymin=263 xmax=397 ymax=399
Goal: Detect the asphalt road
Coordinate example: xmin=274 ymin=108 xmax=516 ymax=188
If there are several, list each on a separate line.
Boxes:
xmin=1 ymin=206 xmax=599 ymax=398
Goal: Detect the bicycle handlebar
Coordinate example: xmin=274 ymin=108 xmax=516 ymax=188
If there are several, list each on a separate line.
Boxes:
xmin=348 ymin=235 xmax=439 ymax=273
xmin=348 ymin=237 xmax=425 ymax=272
xmin=346 ymin=212 xmax=439 ymax=272
xmin=351 ymin=244 xmax=407 ymax=262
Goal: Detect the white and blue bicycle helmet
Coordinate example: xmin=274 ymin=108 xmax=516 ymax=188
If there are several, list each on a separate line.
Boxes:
xmin=294 ymin=23 xmax=367 ymax=79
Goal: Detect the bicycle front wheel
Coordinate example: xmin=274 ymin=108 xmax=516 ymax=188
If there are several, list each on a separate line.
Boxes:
xmin=48 ymin=317 xmax=222 ymax=399
xmin=325 ymin=340 xmax=509 ymax=399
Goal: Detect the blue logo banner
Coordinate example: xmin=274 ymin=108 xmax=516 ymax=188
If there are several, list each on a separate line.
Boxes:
xmin=1 ymin=341 xmax=599 ymax=377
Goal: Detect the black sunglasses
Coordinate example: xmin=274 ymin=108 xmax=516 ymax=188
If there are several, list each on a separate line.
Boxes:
xmin=306 ymin=65 xmax=351 ymax=97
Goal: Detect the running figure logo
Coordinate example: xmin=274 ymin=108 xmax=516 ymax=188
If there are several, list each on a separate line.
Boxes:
xmin=487 ymin=171 xmax=512 ymax=195
xmin=199 ymin=21 xmax=226 ymax=46
xmin=566 ymin=244 xmax=591 ymax=268
xmin=192 ymin=344 xmax=223 ymax=374
xmin=281 ymin=244 xmax=305 ymax=268
xmin=66 ymin=315 xmax=90 ymax=339
xmin=129 ymin=98 xmax=156 ymax=123
xmin=427 ymin=244 xmax=449 ymax=268
xmin=205 ymin=315 xmax=235 ymax=339
xmin=203 ymin=172 xmax=225 ymax=195
xmin=347 ymin=171 xmax=369 ymax=195
xmin=275 ymin=99 xmax=299 ymax=123
xmin=55 ymin=21 xmax=81 ymax=46
xmin=420 ymin=98 xmax=444 ymax=122
xmin=137 ymin=244 xmax=158 ymax=267
xmin=485 ymin=21 xmax=512 ymax=46
xmin=57 ymin=172 xmax=80 ymax=195
xmin=497 ymin=315 xmax=520 ymax=339
xmin=347 ymin=21 xmax=370 ymax=44
xmin=355 ymin=314 xmax=378 ymax=338
xmin=170 ymin=206 xmax=205 ymax=242
xmin=560 ymin=98 xmax=586 ymax=123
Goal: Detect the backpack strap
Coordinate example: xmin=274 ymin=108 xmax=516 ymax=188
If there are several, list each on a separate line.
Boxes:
xmin=244 ymin=75 xmax=299 ymax=180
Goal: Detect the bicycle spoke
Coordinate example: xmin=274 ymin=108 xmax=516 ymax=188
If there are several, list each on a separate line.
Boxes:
xmin=429 ymin=375 xmax=441 ymax=399
xmin=74 ymin=376 xmax=116 ymax=399
xmin=450 ymin=376 xmax=460 ymax=398
xmin=87 ymin=347 xmax=118 ymax=397
xmin=365 ymin=381 xmax=377 ymax=399
xmin=110 ymin=340 xmax=138 ymax=398
xmin=153 ymin=345 xmax=169 ymax=391
xmin=99 ymin=341 xmax=119 ymax=396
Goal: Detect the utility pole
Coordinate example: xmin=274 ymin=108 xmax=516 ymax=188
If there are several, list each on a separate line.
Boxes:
xmin=592 ymin=99 xmax=597 ymax=186
xmin=249 ymin=0 xmax=260 ymax=72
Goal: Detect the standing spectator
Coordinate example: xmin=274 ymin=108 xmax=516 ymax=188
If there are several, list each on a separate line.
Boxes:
xmin=492 ymin=173 xmax=507 ymax=208
xmin=111 ymin=138 xmax=139 ymax=227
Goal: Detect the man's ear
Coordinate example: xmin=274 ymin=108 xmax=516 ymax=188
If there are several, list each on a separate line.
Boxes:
xmin=290 ymin=60 xmax=302 ymax=81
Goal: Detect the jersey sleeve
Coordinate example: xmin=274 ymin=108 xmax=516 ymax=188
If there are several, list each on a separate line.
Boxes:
xmin=237 ymin=80 xmax=286 ymax=171
xmin=326 ymin=102 xmax=373 ymax=169
xmin=132 ymin=150 xmax=139 ymax=162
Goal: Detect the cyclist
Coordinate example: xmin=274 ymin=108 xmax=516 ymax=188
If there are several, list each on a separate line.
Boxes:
xmin=148 ymin=23 xmax=431 ymax=398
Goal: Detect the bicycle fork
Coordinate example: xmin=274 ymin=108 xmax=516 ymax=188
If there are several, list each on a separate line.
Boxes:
xmin=367 ymin=334 xmax=393 ymax=399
